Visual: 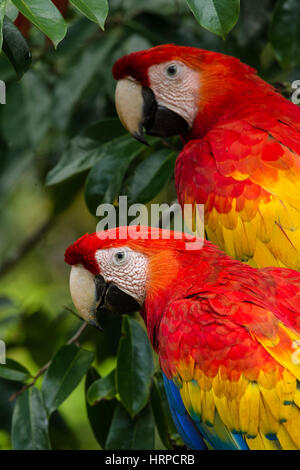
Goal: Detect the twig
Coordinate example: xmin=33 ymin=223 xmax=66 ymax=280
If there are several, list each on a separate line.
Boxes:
xmin=0 ymin=215 xmax=55 ymax=279
xmin=63 ymin=306 xmax=84 ymax=321
xmin=161 ymin=138 xmax=181 ymax=152
xmin=9 ymin=321 xmax=88 ymax=402
xmin=67 ymin=322 xmax=88 ymax=345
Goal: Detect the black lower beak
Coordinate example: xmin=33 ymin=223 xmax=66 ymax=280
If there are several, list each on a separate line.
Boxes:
xmin=94 ymin=275 xmax=140 ymax=328
xmin=138 ymin=86 xmax=189 ymax=141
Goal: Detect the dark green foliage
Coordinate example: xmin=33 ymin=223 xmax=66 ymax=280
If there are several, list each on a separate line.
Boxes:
xmin=0 ymin=0 xmax=298 ymax=451
xmin=42 ymin=344 xmax=94 ymax=415
xmin=186 ymin=0 xmax=240 ymax=39
xmin=2 ymin=16 xmax=32 ymax=78
xmin=105 ymin=402 xmax=155 ymax=450
xmin=151 ymin=371 xmax=182 ymax=450
xmin=85 ymin=368 xmax=118 ymax=449
xmin=116 ymin=316 xmax=154 ymax=417
xmin=269 ymin=0 xmax=300 ymax=68
xmin=12 ymin=387 xmax=51 ymax=450
xmin=0 ymin=359 xmax=31 ymax=382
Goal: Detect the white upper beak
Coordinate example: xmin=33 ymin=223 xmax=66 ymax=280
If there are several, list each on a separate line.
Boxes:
xmin=69 ymin=265 xmax=97 ymax=323
xmin=115 ymin=78 xmax=144 ymax=136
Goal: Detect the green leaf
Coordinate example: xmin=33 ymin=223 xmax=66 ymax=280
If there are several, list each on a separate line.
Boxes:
xmin=87 ymin=370 xmax=116 ymax=405
xmin=11 ymin=0 xmax=67 ymax=47
xmin=151 ymin=371 xmax=183 ymax=450
xmin=105 ymin=402 xmax=155 ymax=450
xmin=2 ymin=16 xmax=31 ymax=78
xmin=269 ymin=0 xmax=300 ymax=68
xmin=0 ymin=378 xmax=22 ymax=433
xmin=0 ymin=359 xmax=31 ymax=382
xmin=186 ymin=0 xmax=240 ymax=39
xmin=84 ymin=135 xmax=145 ymax=214
xmin=12 ymin=387 xmax=51 ymax=450
xmin=127 ymin=148 xmax=177 ymax=204
xmin=85 ymin=368 xmax=117 ymax=449
xmin=116 ymin=316 xmax=154 ymax=417
xmin=50 ymin=172 xmax=86 ymax=216
xmin=42 ymin=344 xmax=94 ymax=416
xmin=70 ymin=0 xmax=108 ymax=30
xmin=52 ymin=32 xmax=121 ymax=130
xmin=0 ymin=0 xmax=7 ymax=51
xmin=5 ymin=1 xmax=18 ymax=21
xmin=2 ymin=70 xmax=51 ymax=148
xmin=45 ymin=119 xmax=126 ymax=186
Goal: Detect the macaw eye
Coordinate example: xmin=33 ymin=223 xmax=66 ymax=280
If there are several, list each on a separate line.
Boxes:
xmin=113 ymin=250 xmax=127 ymax=265
xmin=165 ymin=63 xmax=179 ymax=78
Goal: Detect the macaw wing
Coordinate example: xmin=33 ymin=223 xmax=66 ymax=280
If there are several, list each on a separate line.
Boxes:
xmin=161 ymin=372 xmax=207 ymax=450
xmin=175 ymin=117 xmax=300 ymax=270
xmin=162 ymin=371 xmax=248 ymax=450
xmin=159 ymin=297 xmax=300 ymax=450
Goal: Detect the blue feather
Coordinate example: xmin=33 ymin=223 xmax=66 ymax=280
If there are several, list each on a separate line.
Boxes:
xmin=162 ymin=373 xmax=207 ymax=449
xmin=162 ymin=372 xmax=249 ymax=450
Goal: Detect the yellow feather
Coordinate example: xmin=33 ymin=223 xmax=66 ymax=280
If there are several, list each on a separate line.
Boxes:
xmin=178 ymin=358 xmax=195 ymax=382
xmin=260 ymin=433 xmax=281 ymax=450
xmin=252 ymin=238 xmax=281 ymax=268
xmin=201 ymin=390 xmax=216 ymax=426
xmin=246 ymin=432 xmax=266 ymax=450
xmin=180 ymin=381 xmax=191 ymax=413
xmin=228 ymin=398 xmax=240 ymax=432
xmin=219 ymin=201 xmax=238 ymax=230
xmin=293 ymin=386 xmax=300 ymax=408
xmin=239 ymin=382 xmax=260 ymax=436
xmin=276 ymin=199 xmax=300 ymax=231
xmin=283 ymin=405 xmax=300 ymax=448
xmin=259 ymin=396 xmax=280 ymax=436
xmin=266 ymin=222 xmax=300 ymax=270
xmin=221 ymin=225 xmax=237 ymax=259
xmin=213 ymin=393 xmax=234 ymax=431
xmin=277 ymin=424 xmax=298 ymax=450
xmin=206 ymin=223 xmax=226 ymax=252
xmin=257 ymin=201 xmax=276 ymax=243
xmin=239 ymin=199 xmax=259 ymax=222
xmin=187 ymin=381 xmax=202 ymax=419
xmin=254 ymin=323 xmax=300 ymax=382
xmin=207 ymin=207 xmax=219 ymax=232
xmin=212 ymin=371 xmax=223 ymax=398
xmin=285 ymin=195 xmax=300 ymax=212
xmin=257 ymin=369 xmax=278 ymax=390
xmin=232 ymin=217 xmax=257 ymax=260
xmin=259 ymin=384 xmax=292 ymax=424
xmin=193 ymin=368 xmax=213 ymax=392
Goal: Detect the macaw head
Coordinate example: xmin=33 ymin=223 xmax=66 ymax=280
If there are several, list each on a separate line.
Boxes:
xmin=64 ymin=226 xmax=212 ymax=343
xmin=112 ymin=44 xmax=259 ymax=142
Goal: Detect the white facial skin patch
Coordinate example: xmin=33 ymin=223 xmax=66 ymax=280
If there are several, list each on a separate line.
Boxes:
xmin=148 ymin=60 xmax=200 ymax=128
xmin=95 ymin=247 xmax=149 ymax=306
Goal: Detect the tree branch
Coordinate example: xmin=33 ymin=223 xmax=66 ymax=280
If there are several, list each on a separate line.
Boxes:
xmin=0 ymin=215 xmax=55 ymax=279
xmin=9 ymin=321 xmax=88 ymax=402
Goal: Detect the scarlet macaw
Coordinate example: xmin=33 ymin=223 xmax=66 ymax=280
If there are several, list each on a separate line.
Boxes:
xmin=113 ymin=45 xmax=300 ymax=270
xmin=65 ymin=226 xmax=300 ymax=450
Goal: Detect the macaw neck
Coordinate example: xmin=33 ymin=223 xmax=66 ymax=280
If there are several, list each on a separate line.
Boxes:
xmin=140 ymin=244 xmax=233 ymax=351
xmin=183 ymin=72 xmax=277 ymax=141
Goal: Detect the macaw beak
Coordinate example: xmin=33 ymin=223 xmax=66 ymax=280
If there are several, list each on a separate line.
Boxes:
xmin=115 ymin=78 xmax=189 ymax=144
xmin=69 ymin=265 xmax=140 ymax=330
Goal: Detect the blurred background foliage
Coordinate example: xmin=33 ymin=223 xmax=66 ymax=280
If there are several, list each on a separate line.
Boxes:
xmin=0 ymin=0 xmax=299 ymax=450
